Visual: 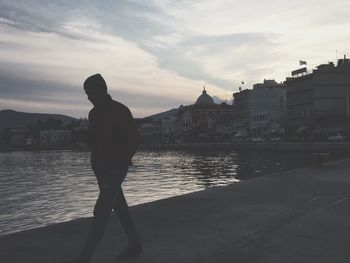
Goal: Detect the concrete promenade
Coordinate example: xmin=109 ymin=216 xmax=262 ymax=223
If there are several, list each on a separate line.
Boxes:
xmin=1 ymin=157 xmax=350 ymax=263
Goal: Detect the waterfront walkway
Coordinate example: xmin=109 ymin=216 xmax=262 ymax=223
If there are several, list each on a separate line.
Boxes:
xmin=1 ymin=157 xmax=350 ymax=263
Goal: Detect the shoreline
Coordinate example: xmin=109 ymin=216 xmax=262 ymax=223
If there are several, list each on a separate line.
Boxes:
xmin=139 ymin=142 xmax=350 ymax=152
xmin=0 ymin=145 xmax=89 ymax=152
xmin=2 ymin=142 xmax=350 ymax=153
xmin=1 ymin=157 xmax=350 ymax=262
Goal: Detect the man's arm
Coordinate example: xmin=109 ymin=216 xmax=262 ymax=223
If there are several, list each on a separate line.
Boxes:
xmin=88 ymin=110 xmax=98 ymax=169
xmin=122 ymin=107 xmax=139 ymax=164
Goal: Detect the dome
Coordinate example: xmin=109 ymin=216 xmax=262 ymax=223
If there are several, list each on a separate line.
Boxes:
xmin=195 ymin=87 xmax=215 ymax=105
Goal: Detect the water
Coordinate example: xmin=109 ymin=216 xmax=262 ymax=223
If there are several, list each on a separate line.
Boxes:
xmin=0 ymin=149 xmax=312 ymax=236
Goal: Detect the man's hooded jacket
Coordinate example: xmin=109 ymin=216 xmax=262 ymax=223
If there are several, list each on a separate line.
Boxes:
xmin=88 ymin=95 xmax=139 ymax=170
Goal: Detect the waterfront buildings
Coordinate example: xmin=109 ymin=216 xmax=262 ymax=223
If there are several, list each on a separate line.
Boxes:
xmin=232 ymin=79 xmax=286 ymax=137
xmin=6 ymin=128 xmax=28 ymax=146
xmin=139 ymin=122 xmax=162 ymax=144
xmin=192 ymin=88 xmax=233 ymax=134
xmin=286 ymin=57 xmax=350 ymax=135
xmin=39 ymin=130 xmax=71 ymax=147
xmin=180 ymin=110 xmax=192 ymax=134
xmin=140 ymin=57 xmax=349 ymax=143
xmin=159 ymin=88 xmax=234 ymax=142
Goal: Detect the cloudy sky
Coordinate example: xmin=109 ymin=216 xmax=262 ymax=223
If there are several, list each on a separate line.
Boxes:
xmin=0 ymin=0 xmax=349 ymax=118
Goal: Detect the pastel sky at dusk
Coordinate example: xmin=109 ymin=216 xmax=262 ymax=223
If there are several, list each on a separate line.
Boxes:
xmin=0 ymin=0 xmax=349 ymax=118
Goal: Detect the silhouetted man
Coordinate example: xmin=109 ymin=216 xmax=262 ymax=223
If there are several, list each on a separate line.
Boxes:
xmin=65 ymin=74 xmax=141 ymax=263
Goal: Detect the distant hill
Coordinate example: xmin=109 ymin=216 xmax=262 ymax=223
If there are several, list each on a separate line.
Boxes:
xmin=144 ymin=106 xmax=183 ymax=121
xmin=0 ymin=109 xmax=77 ymax=130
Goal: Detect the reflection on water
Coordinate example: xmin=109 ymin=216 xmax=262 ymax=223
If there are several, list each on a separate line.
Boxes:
xmin=0 ymin=149 xmax=311 ymax=236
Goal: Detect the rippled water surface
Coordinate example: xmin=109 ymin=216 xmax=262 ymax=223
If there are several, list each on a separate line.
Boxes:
xmin=0 ymin=149 xmax=312 ymax=236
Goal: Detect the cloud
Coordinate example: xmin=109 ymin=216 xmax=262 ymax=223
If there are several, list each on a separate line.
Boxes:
xmin=0 ymin=68 xmax=81 ymax=101
xmin=0 ymin=0 xmax=168 ymax=41
xmin=0 ymin=0 xmax=349 ymax=117
xmin=0 ymin=37 xmax=208 ymax=118
xmin=0 ymin=3 xmax=232 ymax=117
xmin=0 ymin=67 xmax=198 ymax=118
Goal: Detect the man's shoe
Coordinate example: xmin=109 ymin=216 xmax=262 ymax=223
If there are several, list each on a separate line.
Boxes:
xmin=116 ymin=244 xmax=143 ymax=261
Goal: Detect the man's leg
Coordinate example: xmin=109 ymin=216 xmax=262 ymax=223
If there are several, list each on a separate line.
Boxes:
xmin=77 ymin=180 xmax=117 ymax=262
xmin=113 ymin=186 xmax=141 ymax=247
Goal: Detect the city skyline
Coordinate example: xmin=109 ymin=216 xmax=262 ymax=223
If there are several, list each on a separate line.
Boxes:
xmin=0 ymin=0 xmax=349 ymax=118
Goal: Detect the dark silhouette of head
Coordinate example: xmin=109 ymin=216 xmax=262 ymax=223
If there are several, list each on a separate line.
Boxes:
xmin=84 ymin=73 xmax=109 ymax=106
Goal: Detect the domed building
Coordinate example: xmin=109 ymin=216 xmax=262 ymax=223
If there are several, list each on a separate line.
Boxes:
xmin=177 ymin=87 xmax=234 ymax=141
xmin=195 ymin=87 xmax=215 ymax=105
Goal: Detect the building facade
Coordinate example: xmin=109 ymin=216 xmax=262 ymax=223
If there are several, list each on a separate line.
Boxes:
xmin=40 ymin=130 xmax=71 ymax=146
xmin=286 ymin=57 xmax=350 ymax=134
xmin=159 ymin=88 xmax=234 ymax=142
xmin=183 ymin=88 xmax=234 ymax=137
xmin=233 ymin=79 xmax=286 ymax=137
